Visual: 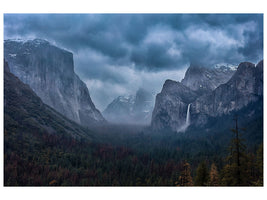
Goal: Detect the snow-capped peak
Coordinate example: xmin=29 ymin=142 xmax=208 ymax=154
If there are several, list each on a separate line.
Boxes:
xmin=214 ymin=63 xmax=238 ymax=71
xmin=4 ymin=38 xmax=27 ymax=44
xmin=5 ymin=38 xmax=50 ymax=46
xmin=118 ymin=95 xmax=135 ymax=103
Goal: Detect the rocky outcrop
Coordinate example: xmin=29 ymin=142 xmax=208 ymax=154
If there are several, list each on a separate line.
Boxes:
xmin=255 ymin=60 xmax=263 ymax=95
xmin=4 ymin=60 xmax=92 ymax=139
xmin=191 ymin=61 xmax=263 ymax=125
xmin=4 ymin=39 xmax=105 ymax=126
xmin=151 ymin=60 xmax=263 ymax=132
xmin=181 ymin=64 xmax=236 ymax=95
xmin=151 ymin=80 xmax=198 ymax=131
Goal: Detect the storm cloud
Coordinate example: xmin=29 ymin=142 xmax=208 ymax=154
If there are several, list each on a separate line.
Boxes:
xmin=4 ymin=14 xmax=263 ymax=110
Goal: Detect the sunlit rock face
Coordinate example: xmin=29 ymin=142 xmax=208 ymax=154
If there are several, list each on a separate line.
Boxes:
xmin=4 ymin=39 xmax=105 ymax=126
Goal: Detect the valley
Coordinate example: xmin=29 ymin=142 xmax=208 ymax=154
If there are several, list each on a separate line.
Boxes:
xmin=4 ymin=36 xmax=263 ymax=186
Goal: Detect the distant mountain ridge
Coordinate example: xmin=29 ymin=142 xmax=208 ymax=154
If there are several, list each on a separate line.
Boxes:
xmin=151 ymin=60 xmax=263 ymax=132
xmin=103 ymin=88 xmax=154 ymax=124
xmin=103 ymin=95 xmax=135 ymax=123
xmin=4 ymin=39 xmax=105 ymax=126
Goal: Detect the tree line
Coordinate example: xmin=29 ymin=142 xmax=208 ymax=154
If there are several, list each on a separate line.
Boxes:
xmin=4 ymin=116 xmax=263 ymax=186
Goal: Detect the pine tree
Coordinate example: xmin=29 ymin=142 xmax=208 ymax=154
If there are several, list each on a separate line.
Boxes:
xmin=221 ymin=115 xmax=250 ymax=186
xmin=177 ymin=161 xmax=193 ymax=186
xmin=208 ymin=163 xmax=219 ymax=186
xmin=255 ymin=144 xmax=263 ymax=185
xmin=195 ymin=161 xmax=208 ymax=186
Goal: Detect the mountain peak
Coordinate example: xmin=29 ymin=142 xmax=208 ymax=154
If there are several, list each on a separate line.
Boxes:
xmin=28 ymin=38 xmax=50 ymax=47
xmin=117 ymin=95 xmax=135 ymax=103
xmin=256 ymin=60 xmax=263 ymax=73
xmin=4 ymin=60 xmax=10 ymax=72
xmin=162 ymin=79 xmax=190 ymax=93
xmin=152 ymin=60 xmax=263 ymax=132
xmin=5 ymin=38 xmax=50 ymax=45
xmin=4 ymin=39 xmax=105 ymax=126
xmin=256 ymin=60 xmax=263 ymax=68
xmin=230 ymin=62 xmax=256 ymax=81
xmin=163 ymin=79 xmax=178 ymax=87
xmin=103 ymin=88 xmax=154 ymax=125
xmin=186 ymin=64 xmax=206 ymax=73
xmin=237 ymin=62 xmax=255 ymax=71
xmin=181 ymin=63 xmax=235 ymax=94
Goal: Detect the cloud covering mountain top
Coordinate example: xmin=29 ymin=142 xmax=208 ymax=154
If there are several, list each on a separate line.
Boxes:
xmin=4 ymin=14 xmax=263 ymax=110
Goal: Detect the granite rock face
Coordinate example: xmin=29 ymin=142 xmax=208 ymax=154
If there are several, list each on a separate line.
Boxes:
xmin=4 ymin=60 xmax=93 ymax=139
xmin=181 ymin=64 xmax=236 ymax=95
xmin=191 ymin=61 xmax=263 ymax=125
xmin=4 ymin=39 xmax=105 ymax=126
xmin=151 ymin=80 xmax=198 ymax=131
xmin=151 ymin=61 xmax=263 ymax=131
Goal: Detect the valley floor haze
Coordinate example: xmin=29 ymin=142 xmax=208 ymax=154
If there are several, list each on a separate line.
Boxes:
xmin=3 ymin=13 xmax=263 ymax=187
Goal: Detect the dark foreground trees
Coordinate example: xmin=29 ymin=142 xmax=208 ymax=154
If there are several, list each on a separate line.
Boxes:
xmin=195 ymin=161 xmax=208 ymax=186
xmin=4 ymin=116 xmax=263 ymax=186
xmin=220 ymin=116 xmax=263 ymax=186
xmin=177 ymin=161 xmax=193 ymax=186
xmin=208 ymin=163 xmax=219 ymax=186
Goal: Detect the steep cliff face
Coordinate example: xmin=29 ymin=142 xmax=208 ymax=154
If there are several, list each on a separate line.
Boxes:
xmin=4 ymin=60 xmax=92 ymax=139
xmin=151 ymin=80 xmax=198 ymax=131
xmin=255 ymin=60 xmax=263 ymax=95
xmin=191 ymin=61 xmax=263 ymax=125
xmin=4 ymin=39 xmax=105 ymax=126
xmin=151 ymin=60 xmax=263 ymax=132
xmin=181 ymin=64 xmax=236 ymax=95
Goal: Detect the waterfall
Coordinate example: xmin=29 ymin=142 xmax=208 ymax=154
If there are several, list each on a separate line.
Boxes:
xmin=185 ymin=103 xmax=191 ymax=126
xmin=177 ymin=103 xmax=191 ymax=133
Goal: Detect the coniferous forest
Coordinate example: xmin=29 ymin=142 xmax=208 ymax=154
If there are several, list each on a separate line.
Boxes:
xmin=4 ymin=41 xmax=263 ymax=187
xmin=3 ymin=13 xmax=264 ymax=187
xmin=4 ymin=106 xmax=263 ymax=186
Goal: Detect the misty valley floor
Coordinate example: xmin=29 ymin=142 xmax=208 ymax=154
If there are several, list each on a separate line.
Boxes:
xmin=3 ymin=13 xmax=263 ymax=187
xmin=4 ymin=122 xmax=263 ymax=186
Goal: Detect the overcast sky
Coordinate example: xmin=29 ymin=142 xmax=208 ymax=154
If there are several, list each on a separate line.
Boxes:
xmin=4 ymin=14 xmax=263 ymax=111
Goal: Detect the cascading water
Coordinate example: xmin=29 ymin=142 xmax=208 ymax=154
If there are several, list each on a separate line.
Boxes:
xmin=177 ymin=103 xmax=191 ymax=133
xmin=185 ymin=103 xmax=191 ymax=127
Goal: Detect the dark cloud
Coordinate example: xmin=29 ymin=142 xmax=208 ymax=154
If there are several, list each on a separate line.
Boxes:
xmin=237 ymin=16 xmax=263 ymax=62
xmin=4 ymin=14 xmax=263 ymax=109
xmin=74 ymin=49 xmax=128 ymax=85
xmin=4 ymin=14 xmax=263 ymax=70
xmin=131 ymin=42 xmax=183 ymax=69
